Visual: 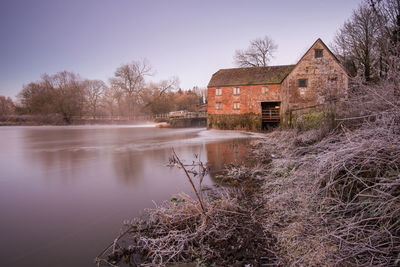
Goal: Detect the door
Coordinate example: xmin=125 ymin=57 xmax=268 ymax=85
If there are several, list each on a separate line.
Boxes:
xmin=261 ymin=102 xmax=280 ymax=129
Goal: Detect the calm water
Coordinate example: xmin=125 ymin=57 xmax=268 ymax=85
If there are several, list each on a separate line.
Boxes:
xmin=0 ymin=125 xmax=256 ymax=267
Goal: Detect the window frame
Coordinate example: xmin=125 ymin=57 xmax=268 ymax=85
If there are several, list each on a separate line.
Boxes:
xmin=233 ymin=102 xmax=240 ymax=110
xmin=215 ymin=88 xmax=222 ymax=96
xmin=233 ymin=87 xmax=240 ymax=95
xmin=261 ymin=86 xmax=269 ymax=94
xmin=315 ymin=49 xmax=323 ymax=58
xmin=298 ymin=79 xmax=308 ymax=87
xmin=215 ymin=102 xmax=222 ymax=110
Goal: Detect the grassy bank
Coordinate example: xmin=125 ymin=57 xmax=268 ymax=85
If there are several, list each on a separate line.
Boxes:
xmin=0 ymin=114 xmax=66 ymax=126
xmin=97 ymin=108 xmax=399 ymax=266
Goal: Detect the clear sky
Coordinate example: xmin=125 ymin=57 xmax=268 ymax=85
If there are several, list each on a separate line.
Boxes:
xmin=0 ymin=0 xmax=361 ymax=98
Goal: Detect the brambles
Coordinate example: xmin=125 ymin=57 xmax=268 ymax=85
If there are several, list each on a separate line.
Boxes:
xmin=96 ymin=149 xmax=279 ymax=266
xmin=315 ymin=111 xmax=400 ymax=266
xmin=96 ymin=191 xmax=278 ymax=266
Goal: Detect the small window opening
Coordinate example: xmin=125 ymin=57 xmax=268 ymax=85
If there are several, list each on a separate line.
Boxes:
xmin=315 ymin=49 xmax=323 ymax=58
xmin=215 ymin=88 xmax=222 ymax=96
xmin=298 ymin=79 xmax=308 ymax=87
xmin=261 ymin=86 xmax=269 ymax=94
xmin=215 ymin=102 xmax=222 ymax=110
xmin=233 ymin=87 xmax=240 ymax=95
xmin=233 ymin=102 xmax=240 ymax=110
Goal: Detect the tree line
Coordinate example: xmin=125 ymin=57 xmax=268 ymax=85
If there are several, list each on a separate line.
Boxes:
xmin=2 ymin=0 xmax=398 ymax=121
xmin=0 ymin=60 xmax=206 ymax=123
xmin=332 ymin=0 xmax=400 ymax=82
xmin=233 ymin=0 xmax=399 ymax=85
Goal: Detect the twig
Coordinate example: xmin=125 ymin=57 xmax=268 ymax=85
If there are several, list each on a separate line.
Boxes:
xmin=172 ymin=148 xmax=206 ymax=214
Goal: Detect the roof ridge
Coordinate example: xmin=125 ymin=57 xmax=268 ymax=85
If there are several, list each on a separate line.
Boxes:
xmin=208 ymin=65 xmax=295 ymax=87
xmin=217 ymin=64 xmax=296 ymax=71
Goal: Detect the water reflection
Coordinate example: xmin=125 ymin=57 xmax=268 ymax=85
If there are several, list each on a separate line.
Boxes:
xmin=113 ymin=150 xmax=148 ymax=184
xmin=206 ymin=139 xmax=250 ymax=178
xmin=0 ymin=126 xmax=257 ymax=267
xmin=22 ymin=127 xmax=252 ymax=185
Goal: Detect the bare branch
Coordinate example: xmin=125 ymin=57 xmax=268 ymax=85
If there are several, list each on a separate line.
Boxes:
xmin=234 ymin=36 xmax=277 ymax=67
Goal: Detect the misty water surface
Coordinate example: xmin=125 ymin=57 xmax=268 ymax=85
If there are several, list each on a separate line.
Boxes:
xmin=0 ymin=125 xmax=257 ymax=267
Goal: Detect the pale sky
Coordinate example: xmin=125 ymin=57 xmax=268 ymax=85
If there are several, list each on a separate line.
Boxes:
xmin=0 ymin=0 xmax=361 ymax=98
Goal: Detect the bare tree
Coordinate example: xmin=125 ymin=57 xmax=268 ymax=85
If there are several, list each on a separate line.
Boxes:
xmin=332 ymin=3 xmax=380 ymax=81
xmin=18 ymin=80 xmax=55 ymax=114
xmin=157 ymin=76 xmax=180 ymax=95
xmin=142 ymin=77 xmax=180 ymax=115
xmin=102 ymin=87 xmax=117 ymax=116
xmin=46 ymin=71 xmax=86 ymax=122
xmin=18 ymin=71 xmax=86 ymax=123
xmin=369 ymin=0 xmax=400 ymax=96
xmin=234 ymin=36 xmax=278 ymax=67
xmin=369 ymin=0 xmax=400 ymax=42
xmin=85 ymin=79 xmax=107 ymax=119
xmin=0 ymin=95 xmax=15 ymax=115
xmin=109 ymin=59 xmax=153 ymax=119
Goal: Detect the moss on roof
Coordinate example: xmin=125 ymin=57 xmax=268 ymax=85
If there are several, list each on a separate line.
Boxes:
xmin=207 ymin=65 xmax=295 ymax=87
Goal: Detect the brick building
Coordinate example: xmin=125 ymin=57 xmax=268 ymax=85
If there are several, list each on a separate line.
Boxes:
xmin=207 ymin=39 xmax=348 ymax=129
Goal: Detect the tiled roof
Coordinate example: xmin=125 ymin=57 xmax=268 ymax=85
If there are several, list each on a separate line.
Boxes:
xmin=208 ymin=65 xmax=295 ymax=87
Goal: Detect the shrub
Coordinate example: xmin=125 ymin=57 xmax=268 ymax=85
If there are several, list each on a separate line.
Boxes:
xmin=207 ymin=113 xmax=261 ymax=131
xmin=293 ymin=110 xmax=334 ymax=131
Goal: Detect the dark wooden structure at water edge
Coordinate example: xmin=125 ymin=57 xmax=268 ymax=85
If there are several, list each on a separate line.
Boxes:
xmin=154 ymin=111 xmax=207 ymax=128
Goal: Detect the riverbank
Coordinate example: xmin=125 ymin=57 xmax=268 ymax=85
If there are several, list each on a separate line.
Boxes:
xmin=0 ymin=115 xmax=157 ymax=126
xmin=95 ymin=129 xmax=326 ymax=266
xmin=97 ymin=112 xmax=400 ymax=266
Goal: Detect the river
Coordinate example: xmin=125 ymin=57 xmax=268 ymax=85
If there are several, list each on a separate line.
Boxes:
xmin=0 ymin=125 xmax=258 ymax=267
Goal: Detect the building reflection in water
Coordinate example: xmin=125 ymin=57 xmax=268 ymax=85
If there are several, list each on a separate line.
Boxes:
xmin=22 ymin=127 xmax=253 ymax=188
xmin=4 ymin=126 xmax=255 ymax=267
xmin=205 ymin=139 xmax=250 ymax=181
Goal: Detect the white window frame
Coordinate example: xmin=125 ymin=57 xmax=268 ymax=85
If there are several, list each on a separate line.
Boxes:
xmin=215 ymin=88 xmax=222 ymax=96
xmin=215 ymin=102 xmax=222 ymax=110
xmin=233 ymin=87 xmax=240 ymax=95
xmin=233 ymin=102 xmax=240 ymax=110
xmin=261 ymin=86 xmax=269 ymax=94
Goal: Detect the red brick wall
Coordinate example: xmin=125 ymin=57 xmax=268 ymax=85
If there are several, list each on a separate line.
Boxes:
xmin=207 ymin=84 xmax=281 ymax=115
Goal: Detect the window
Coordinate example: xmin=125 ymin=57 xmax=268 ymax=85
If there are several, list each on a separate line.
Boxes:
xmin=315 ymin=49 xmax=323 ymax=58
xmin=233 ymin=87 xmax=240 ymax=95
xmin=261 ymin=86 xmax=269 ymax=94
xmin=298 ymin=79 xmax=308 ymax=87
xmin=215 ymin=88 xmax=222 ymax=96
xmin=328 ymin=76 xmax=337 ymax=82
xmin=215 ymin=102 xmax=222 ymax=110
xmin=233 ymin=102 xmax=240 ymax=110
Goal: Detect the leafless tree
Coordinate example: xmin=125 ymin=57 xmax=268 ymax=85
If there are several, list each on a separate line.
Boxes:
xmin=157 ymin=76 xmax=180 ymax=95
xmin=109 ymin=59 xmax=153 ymax=119
xmin=369 ymin=0 xmax=400 ymax=41
xmin=85 ymin=79 xmax=107 ymax=119
xmin=141 ymin=77 xmax=179 ymax=115
xmin=18 ymin=71 xmax=86 ymax=123
xmin=0 ymin=95 xmax=15 ymax=115
xmin=46 ymin=71 xmax=86 ymax=122
xmin=332 ymin=3 xmax=380 ymax=81
xmin=102 ymin=87 xmax=118 ymax=116
xmin=234 ymin=36 xmax=278 ymax=67
xmin=369 ymin=0 xmax=400 ymax=83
